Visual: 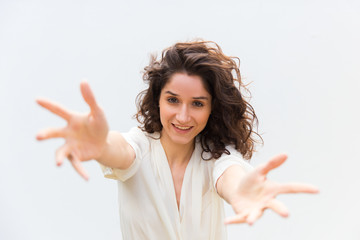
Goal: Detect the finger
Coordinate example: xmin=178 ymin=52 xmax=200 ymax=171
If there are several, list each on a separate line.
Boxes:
xmin=68 ymin=153 xmax=89 ymax=181
xmin=246 ymin=209 xmax=263 ymax=225
xmin=80 ymin=80 xmax=100 ymax=114
xmin=258 ymin=153 xmax=287 ymax=175
xmin=36 ymin=98 xmax=71 ymax=121
xmin=36 ymin=127 xmax=66 ymax=140
xmin=55 ymin=144 xmax=71 ymax=166
xmin=276 ymin=182 xmax=319 ymax=194
xmin=224 ymin=213 xmax=247 ymax=225
xmin=266 ymin=199 xmax=289 ymax=217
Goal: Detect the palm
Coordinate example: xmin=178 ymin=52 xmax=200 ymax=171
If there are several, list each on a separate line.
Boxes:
xmin=36 ymin=81 xmax=108 ymax=180
xmin=226 ymin=154 xmax=319 ymax=225
xmin=65 ymin=112 xmax=107 ymax=160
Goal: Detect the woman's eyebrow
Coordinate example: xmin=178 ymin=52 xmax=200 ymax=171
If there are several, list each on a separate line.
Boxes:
xmin=165 ymin=91 xmax=209 ymax=100
xmin=193 ymin=96 xmax=209 ymax=100
xmin=165 ymin=91 xmax=178 ymax=96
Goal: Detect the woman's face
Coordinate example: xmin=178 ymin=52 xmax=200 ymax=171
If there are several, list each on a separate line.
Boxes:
xmin=159 ymin=73 xmax=212 ymax=147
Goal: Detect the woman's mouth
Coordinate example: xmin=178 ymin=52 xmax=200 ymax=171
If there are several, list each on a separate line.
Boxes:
xmin=172 ymin=124 xmax=193 ymax=132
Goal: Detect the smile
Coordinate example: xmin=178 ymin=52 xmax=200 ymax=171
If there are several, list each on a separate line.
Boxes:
xmin=172 ymin=124 xmax=193 ymax=131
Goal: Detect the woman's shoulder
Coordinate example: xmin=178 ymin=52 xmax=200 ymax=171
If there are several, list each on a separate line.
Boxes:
xmin=122 ymin=126 xmax=161 ymax=150
xmin=215 ymin=144 xmax=253 ymax=171
xmin=195 ymin=139 xmax=244 ymax=161
xmin=124 ymin=126 xmax=159 ymax=139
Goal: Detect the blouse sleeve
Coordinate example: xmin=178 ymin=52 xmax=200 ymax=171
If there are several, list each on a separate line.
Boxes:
xmin=100 ymin=127 xmax=150 ymax=182
xmin=212 ymin=145 xmax=254 ymax=189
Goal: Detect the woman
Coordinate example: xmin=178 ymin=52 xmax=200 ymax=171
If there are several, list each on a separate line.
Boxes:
xmin=36 ymin=41 xmax=318 ymax=239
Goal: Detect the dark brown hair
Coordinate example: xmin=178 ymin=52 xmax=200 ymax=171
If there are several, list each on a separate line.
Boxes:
xmin=135 ymin=40 xmax=262 ymax=160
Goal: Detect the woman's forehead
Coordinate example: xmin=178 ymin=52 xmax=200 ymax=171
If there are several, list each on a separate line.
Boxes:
xmin=161 ymin=73 xmax=211 ymax=98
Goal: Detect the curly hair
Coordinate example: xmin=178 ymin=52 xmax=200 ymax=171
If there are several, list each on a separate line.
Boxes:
xmin=135 ymin=40 xmax=262 ymax=160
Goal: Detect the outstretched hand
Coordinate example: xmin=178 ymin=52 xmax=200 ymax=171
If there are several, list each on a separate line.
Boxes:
xmin=225 ymin=154 xmax=319 ymax=225
xmin=36 ymin=81 xmax=109 ymax=180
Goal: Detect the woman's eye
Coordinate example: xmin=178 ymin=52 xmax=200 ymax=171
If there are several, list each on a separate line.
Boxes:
xmin=193 ymin=101 xmax=204 ymax=107
xmin=167 ymin=97 xmax=178 ymax=103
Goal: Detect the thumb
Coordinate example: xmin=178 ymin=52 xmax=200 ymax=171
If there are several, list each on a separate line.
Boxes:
xmin=80 ymin=80 xmax=101 ymax=115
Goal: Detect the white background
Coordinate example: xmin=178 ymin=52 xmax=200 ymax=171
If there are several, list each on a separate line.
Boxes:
xmin=1 ymin=0 xmax=359 ymax=239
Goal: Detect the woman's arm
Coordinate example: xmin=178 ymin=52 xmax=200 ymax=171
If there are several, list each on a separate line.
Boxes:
xmin=216 ymin=154 xmax=319 ymax=225
xmin=96 ymin=131 xmax=135 ymax=169
xmin=216 ymin=164 xmax=247 ymax=205
xmin=36 ymin=81 xmax=135 ymax=180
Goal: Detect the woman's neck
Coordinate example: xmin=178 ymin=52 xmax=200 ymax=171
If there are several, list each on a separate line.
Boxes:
xmin=160 ymin=134 xmax=195 ymax=166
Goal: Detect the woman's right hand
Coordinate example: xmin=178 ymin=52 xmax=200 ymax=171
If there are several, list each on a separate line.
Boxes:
xmin=36 ymin=81 xmax=109 ymax=180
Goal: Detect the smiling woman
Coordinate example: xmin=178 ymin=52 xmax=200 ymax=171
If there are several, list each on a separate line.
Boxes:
xmin=36 ymin=40 xmax=318 ymax=240
xmin=159 ymin=73 xmax=212 ymax=147
xmin=136 ymin=41 xmax=261 ymax=160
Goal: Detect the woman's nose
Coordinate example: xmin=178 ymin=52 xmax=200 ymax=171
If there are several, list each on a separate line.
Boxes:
xmin=176 ymin=104 xmax=191 ymax=123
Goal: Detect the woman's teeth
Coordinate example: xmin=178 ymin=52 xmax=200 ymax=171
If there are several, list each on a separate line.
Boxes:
xmin=174 ymin=125 xmax=192 ymax=130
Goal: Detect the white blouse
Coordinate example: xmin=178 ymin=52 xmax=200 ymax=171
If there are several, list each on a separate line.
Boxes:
xmin=101 ymin=127 xmax=253 ymax=240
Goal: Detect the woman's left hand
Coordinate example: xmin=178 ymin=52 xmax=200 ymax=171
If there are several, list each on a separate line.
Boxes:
xmin=224 ymin=154 xmax=319 ymax=225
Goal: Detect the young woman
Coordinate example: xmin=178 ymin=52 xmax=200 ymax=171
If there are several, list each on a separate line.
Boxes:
xmin=36 ymin=41 xmax=318 ymax=240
